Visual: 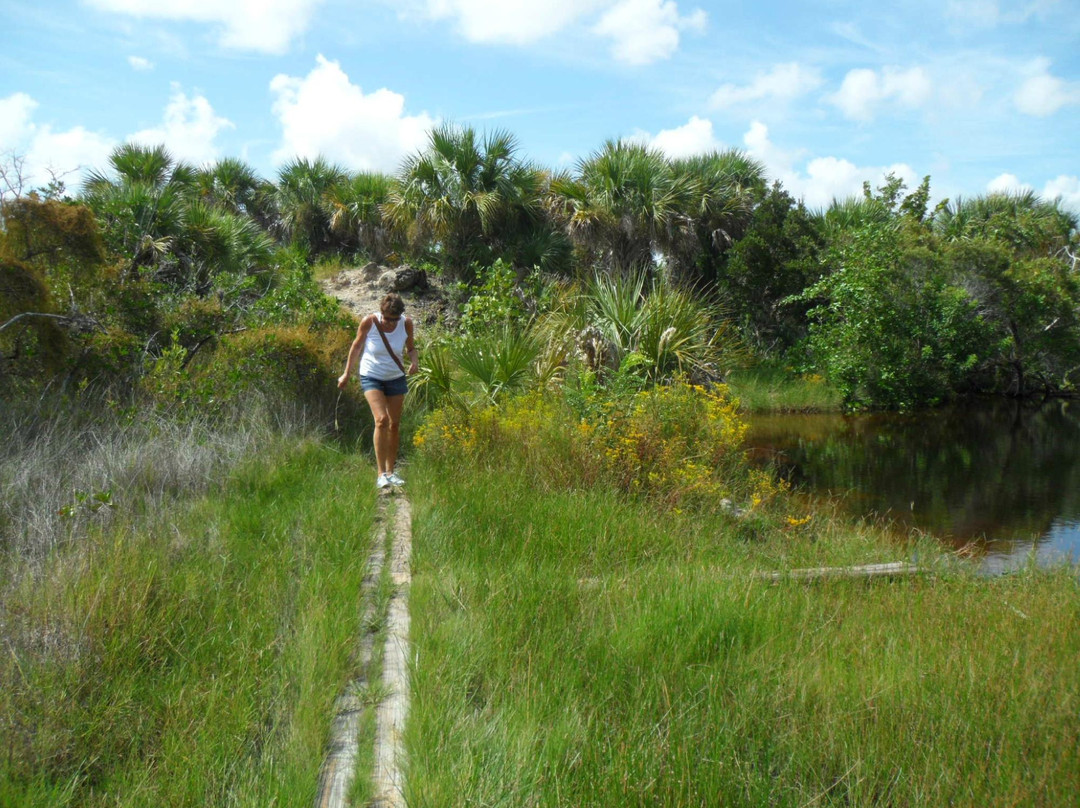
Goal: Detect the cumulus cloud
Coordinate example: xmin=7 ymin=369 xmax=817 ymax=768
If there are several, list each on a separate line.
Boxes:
xmin=0 ymin=92 xmax=114 ymax=194
xmin=1014 ymin=59 xmax=1079 ymax=116
xmin=270 ymin=55 xmax=435 ymax=172
xmin=127 ymin=55 xmax=154 ymax=71
xmin=987 ymin=173 xmax=1080 ymax=212
xmin=710 ymin=63 xmax=823 ymax=109
xmin=86 ymin=0 xmax=321 ymax=54
xmin=634 ymin=115 xmax=722 ymax=158
xmin=1043 ymin=175 xmax=1080 ymax=212
xmin=421 ymin=0 xmax=603 ymax=45
xmin=743 ymin=120 xmax=916 ymax=208
xmin=593 ymin=0 xmax=707 ymax=66
xmin=129 ymin=85 xmax=234 ymax=165
xmin=829 ymin=66 xmax=933 ymax=122
xmin=986 ymin=172 xmax=1032 ymax=194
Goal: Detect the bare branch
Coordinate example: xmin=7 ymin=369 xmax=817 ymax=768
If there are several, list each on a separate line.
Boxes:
xmin=0 ymin=312 xmax=71 ymax=334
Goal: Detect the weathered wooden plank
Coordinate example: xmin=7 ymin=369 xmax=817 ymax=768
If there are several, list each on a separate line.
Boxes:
xmin=314 ymin=516 xmax=388 ymax=808
xmin=761 ymin=561 xmax=923 ymax=582
xmin=372 ymin=497 xmax=413 ymax=808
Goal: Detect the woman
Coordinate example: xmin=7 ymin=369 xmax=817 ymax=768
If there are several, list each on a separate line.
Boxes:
xmin=338 ymin=293 xmax=419 ymax=489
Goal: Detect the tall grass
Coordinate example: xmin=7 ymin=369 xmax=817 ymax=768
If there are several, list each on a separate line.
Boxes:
xmin=0 ymin=392 xmax=322 ymax=556
xmin=0 ymin=441 xmax=379 ymax=806
xmin=405 ymin=458 xmax=1079 ymax=807
xmin=727 ymin=365 xmax=844 ymax=413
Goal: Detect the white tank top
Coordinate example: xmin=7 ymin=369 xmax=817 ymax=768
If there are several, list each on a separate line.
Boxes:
xmin=357 ymin=314 xmax=408 ymax=380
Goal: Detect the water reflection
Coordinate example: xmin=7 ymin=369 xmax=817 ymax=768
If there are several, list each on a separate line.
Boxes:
xmin=746 ymin=399 xmax=1080 ymax=572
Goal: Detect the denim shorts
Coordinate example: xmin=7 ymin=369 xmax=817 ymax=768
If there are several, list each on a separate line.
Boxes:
xmin=360 ymin=374 xmax=408 ymax=396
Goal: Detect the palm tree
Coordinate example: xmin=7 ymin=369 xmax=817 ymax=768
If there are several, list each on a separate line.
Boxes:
xmin=385 ymin=123 xmax=545 ymax=278
xmin=667 ymin=149 xmax=767 ymax=283
xmin=548 ymin=140 xmax=692 ymax=277
xmin=82 ymin=143 xmax=271 ymax=291
xmin=194 ymin=158 xmax=272 ymax=220
xmin=935 ymin=192 xmax=1077 ymax=255
xmin=272 ymin=156 xmax=349 ymax=256
xmin=540 ymin=268 xmax=745 ymax=384
xmin=325 ymin=171 xmax=397 ymax=263
xmin=83 ymin=144 xmax=197 ymax=280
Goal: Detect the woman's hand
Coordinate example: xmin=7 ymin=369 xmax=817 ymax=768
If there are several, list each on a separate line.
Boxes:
xmin=337 ymin=373 xmax=349 ymax=389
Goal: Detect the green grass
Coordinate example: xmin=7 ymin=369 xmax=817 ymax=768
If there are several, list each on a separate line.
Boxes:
xmin=728 ymin=365 xmax=844 ymax=413
xmin=405 ymin=458 xmax=1080 ymax=807
xmin=0 ymin=441 xmax=378 ymax=807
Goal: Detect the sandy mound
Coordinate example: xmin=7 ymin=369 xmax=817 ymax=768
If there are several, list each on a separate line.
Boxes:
xmin=322 ymin=262 xmax=454 ymax=328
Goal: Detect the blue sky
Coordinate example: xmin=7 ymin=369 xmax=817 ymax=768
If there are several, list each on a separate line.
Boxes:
xmin=2 ymin=0 xmax=1078 ymax=210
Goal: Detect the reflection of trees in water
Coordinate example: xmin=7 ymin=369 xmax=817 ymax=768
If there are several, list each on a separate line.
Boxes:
xmin=748 ymin=400 xmax=1080 ymax=550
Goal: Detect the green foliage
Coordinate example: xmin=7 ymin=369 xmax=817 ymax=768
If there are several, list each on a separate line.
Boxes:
xmin=386 ymin=123 xmax=556 ymax=279
xmin=325 ymin=171 xmax=398 ymax=262
xmin=949 ymin=240 xmax=1080 ymax=394
xmin=547 ymin=269 xmax=746 ymax=386
xmin=801 ymin=221 xmax=993 ymax=408
xmin=459 ymin=259 xmax=532 ymax=334
xmin=550 ymin=142 xmax=765 ymax=280
xmin=414 ymin=379 xmax=771 ymax=513
xmin=719 ymin=183 xmax=824 ymax=351
xmin=272 ymin=156 xmax=349 ymax=256
xmin=193 ymin=325 xmax=361 ymax=422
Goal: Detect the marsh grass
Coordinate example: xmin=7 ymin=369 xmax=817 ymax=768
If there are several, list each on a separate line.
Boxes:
xmin=728 ymin=365 xmax=843 ymax=413
xmin=405 ymin=458 xmax=1079 ymax=806
xmin=0 ymin=441 xmax=378 ymax=807
xmin=0 ymin=392 xmax=326 ymax=557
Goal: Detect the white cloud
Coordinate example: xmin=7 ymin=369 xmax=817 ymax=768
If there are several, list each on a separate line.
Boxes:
xmin=270 ymin=55 xmax=435 ymax=172
xmin=0 ymin=93 xmax=38 ymax=149
xmin=743 ymin=120 xmax=916 ymax=208
xmin=422 ymin=0 xmax=603 ymax=44
xmin=986 ymin=172 xmax=1032 ymax=194
xmin=1014 ymin=59 xmax=1079 ymax=116
xmin=829 ymin=66 xmax=933 ymax=122
xmin=86 ymin=0 xmax=321 ymax=54
xmin=0 ymin=93 xmax=114 ymax=194
xmin=1043 ymin=175 xmax=1080 ymax=212
xmin=127 ymin=55 xmax=154 ymax=71
xmin=594 ymin=0 xmax=707 ymax=66
xmin=710 ymin=62 xmax=823 ymax=109
xmin=644 ymin=115 xmax=721 ymax=158
xmin=129 ymin=85 xmax=233 ymax=165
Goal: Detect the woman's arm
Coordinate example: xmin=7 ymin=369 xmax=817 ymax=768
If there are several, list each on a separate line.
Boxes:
xmin=337 ymin=315 xmax=374 ymax=388
xmin=405 ymin=317 xmax=419 ymax=375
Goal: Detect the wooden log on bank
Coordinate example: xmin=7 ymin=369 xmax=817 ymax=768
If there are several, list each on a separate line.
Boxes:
xmin=760 ymin=561 xmax=923 ymax=583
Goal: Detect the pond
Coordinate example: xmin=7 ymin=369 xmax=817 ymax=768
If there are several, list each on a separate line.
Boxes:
xmin=745 ymin=399 xmax=1080 ymax=573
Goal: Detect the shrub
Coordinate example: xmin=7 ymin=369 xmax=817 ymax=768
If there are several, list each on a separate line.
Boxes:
xmin=414 ymin=380 xmax=780 ymax=513
xmin=192 ymin=325 xmax=363 ymax=427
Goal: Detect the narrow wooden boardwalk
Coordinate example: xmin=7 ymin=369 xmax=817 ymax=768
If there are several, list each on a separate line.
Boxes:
xmin=314 ymin=492 xmax=412 ymax=808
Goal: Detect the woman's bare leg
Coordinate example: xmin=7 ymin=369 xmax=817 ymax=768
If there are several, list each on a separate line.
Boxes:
xmin=383 ymin=393 xmax=406 ymax=472
xmin=365 ymin=389 xmax=392 ymax=474
xmin=365 ymin=390 xmax=406 ymax=474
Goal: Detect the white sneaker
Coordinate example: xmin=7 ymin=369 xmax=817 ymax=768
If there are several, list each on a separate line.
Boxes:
xmin=386 ymin=472 xmax=405 ymax=487
xmin=376 ymin=473 xmax=391 ymax=489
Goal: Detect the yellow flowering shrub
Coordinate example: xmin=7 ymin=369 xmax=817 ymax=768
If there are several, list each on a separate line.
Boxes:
xmin=414 ymin=380 xmax=779 ymax=515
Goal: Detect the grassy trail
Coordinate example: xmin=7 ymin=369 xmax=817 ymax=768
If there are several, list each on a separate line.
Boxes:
xmin=3 ymin=436 xmax=1078 ymax=806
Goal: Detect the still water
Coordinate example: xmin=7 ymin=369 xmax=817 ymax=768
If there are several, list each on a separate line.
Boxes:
xmin=746 ymin=400 xmax=1080 ymax=573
